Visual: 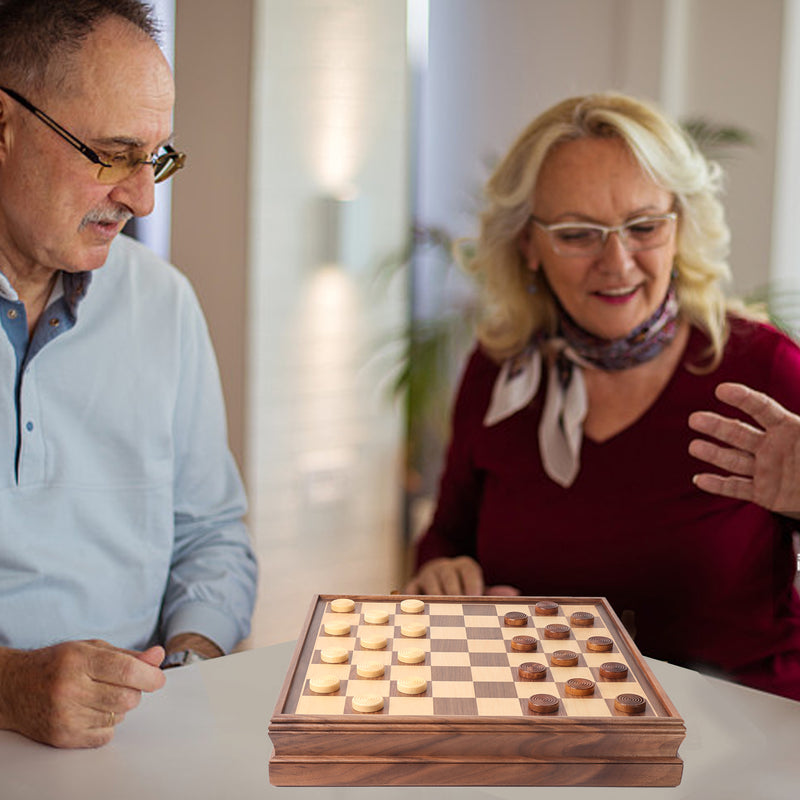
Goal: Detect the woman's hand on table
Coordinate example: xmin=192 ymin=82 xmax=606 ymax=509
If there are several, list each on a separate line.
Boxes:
xmin=403 ymin=556 xmax=486 ymax=595
xmin=689 ymin=381 xmax=800 ymax=519
xmin=403 ymin=556 xmax=520 ymax=596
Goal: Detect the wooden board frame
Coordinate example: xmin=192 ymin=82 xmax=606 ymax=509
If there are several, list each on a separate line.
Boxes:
xmin=268 ymin=595 xmax=685 ymax=786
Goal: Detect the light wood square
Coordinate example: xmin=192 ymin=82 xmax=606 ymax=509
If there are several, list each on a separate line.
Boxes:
xmin=426 ymin=603 xmax=455 ymax=615
xmin=295 ymin=695 xmax=346 ymax=715
xmin=583 ymin=651 xmax=625 ymax=668
xmin=464 ymin=614 xmax=495 ymax=627
xmin=468 ymin=639 xmax=507 ymax=653
xmin=476 ymin=697 xmax=525 ymax=717
xmin=429 ymin=680 xmax=477 ymax=698
xmin=391 ymin=665 xmax=432 ymax=682
xmin=344 ymin=679 xmax=391 ymax=696
xmin=306 ymin=663 xmax=351 ymax=680
xmin=351 ymin=650 xmax=393 ymax=666
xmin=430 ymin=626 xmax=467 ymax=639
xmin=397 ymin=614 xmax=431 ymax=627
xmin=388 ymin=696 xmax=434 ymax=715
xmin=515 ymin=681 xmax=558 ymax=698
xmin=430 ymin=651 xmax=471 ymax=667
xmin=314 ymin=635 xmax=355 ymax=650
xmin=563 ymin=697 xmax=611 ymax=717
xmin=471 ymin=665 xmax=513 ymax=683
xmin=596 ymin=680 xmax=643 ymax=699
xmin=550 ymin=666 xmax=593 ymax=683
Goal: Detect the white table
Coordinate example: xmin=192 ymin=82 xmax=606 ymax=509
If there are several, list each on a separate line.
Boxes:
xmin=1 ymin=640 xmax=798 ymax=799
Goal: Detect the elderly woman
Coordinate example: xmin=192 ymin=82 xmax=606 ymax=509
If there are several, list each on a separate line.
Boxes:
xmin=404 ymin=92 xmax=800 ymax=701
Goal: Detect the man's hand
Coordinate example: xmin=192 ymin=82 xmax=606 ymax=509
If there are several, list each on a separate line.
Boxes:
xmin=689 ymin=381 xmax=800 ymax=518
xmin=403 ymin=556 xmax=486 ymax=595
xmin=0 ymin=640 xmax=166 ymax=748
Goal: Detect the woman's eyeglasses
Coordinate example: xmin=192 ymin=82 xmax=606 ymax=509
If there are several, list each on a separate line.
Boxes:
xmin=531 ymin=212 xmax=678 ymax=258
xmin=1 ymin=86 xmax=186 ymax=184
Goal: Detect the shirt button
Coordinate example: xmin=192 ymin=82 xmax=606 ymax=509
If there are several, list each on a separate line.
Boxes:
xmin=49 ymin=318 xmax=60 ymax=327
xmin=25 ymin=421 xmax=34 ymax=432
xmin=7 ymin=309 xmax=18 ymax=320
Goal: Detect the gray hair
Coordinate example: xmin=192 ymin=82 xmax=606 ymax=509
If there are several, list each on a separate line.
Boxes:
xmin=0 ymin=0 xmax=160 ymax=94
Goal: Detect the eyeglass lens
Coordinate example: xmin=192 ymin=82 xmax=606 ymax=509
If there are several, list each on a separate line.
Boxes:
xmin=95 ymin=148 xmax=185 ymax=185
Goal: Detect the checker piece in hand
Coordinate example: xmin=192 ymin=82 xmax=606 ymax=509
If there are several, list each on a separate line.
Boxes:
xmin=528 ymin=694 xmax=560 ymax=714
xmin=511 ymin=635 xmax=538 ymax=652
xmin=544 ymin=623 xmax=570 ymax=640
xmin=503 ymin=611 xmax=528 ymax=627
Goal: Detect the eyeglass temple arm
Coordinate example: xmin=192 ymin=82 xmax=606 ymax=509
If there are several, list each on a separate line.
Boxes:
xmin=1 ymin=85 xmax=105 ymax=166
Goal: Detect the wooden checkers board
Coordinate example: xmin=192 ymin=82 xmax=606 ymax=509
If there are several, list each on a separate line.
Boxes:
xmin=268 ymin=595 xmax=685 ymax=787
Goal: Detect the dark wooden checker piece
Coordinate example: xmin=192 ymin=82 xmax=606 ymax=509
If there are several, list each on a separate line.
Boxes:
xmin=510 ymin=635 xmax=537 ymax=652
xmin=565 ymin=678 xmax=595 ymax=697
xmin=550 ymin=649 xmax=579 ymax=667
xmin=528 ymin=693 xmax=559 ymax=714
xmin=615 ymin=693 xmax=647 ymax=715
xmin=587 ymin=635 xmax=614 ymax=652
xmin=543 ymin=623 xmax=570 ymax=640
xmin=600 ymin=661 xmax=629 ymax=681
xmin=518 ymin=661 xmax=547 ymax=681
xmin=570 ymin=611 xmax=594 ymax=627
xmin=534 ymin=600 xmax=559 ymax=616
xmin=503 ymin=611 xmax=528 ymax=627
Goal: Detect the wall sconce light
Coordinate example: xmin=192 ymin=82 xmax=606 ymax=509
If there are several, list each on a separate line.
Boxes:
xmin=318 ymin=191 xmax=366 ymax=270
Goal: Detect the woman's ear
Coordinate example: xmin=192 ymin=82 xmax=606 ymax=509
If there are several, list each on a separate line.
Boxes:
xmin=517 ymin=219 xmax=540 ymax=271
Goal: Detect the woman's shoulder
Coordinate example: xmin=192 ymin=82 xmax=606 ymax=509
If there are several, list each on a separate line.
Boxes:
xmin=724 ymin=313 xmax=800 ymax=358
xmin=689 ymin=313 xmax=800 ymax=407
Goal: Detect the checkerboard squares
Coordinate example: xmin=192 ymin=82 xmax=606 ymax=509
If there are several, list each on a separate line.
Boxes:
xmin=476 ymin=697 xmax=527 ymax=717
xmin=306 ymin=662 xmax=352 ymax=681
xmin=351 ymin=649 xmax=393 ymax=667
xmin=295 ymin=694 xmax=346 ymax=715
xmin=389 ymin=696 xmax=434 ymax=715
xmin=431 ymin=680 xmax=480 ymax=699
xmin=430 ymin=625 xmax=479 ymax=641
xmin=563 ymin=697 xmax=611 ymax=717
xmin=471 ymin=666 xmax=515 ymax=683
xmin=429 ymin=651 xmax=471 ymax=668
xmin=314 ymin=633 xmax=355 ymax=651
xmin=391 ymin=665 xmax=432 ymax=682
xmin=595 ymin=680 xmax=644 ymax=700
xmin=550 ymin=666 xmax=593 ymax=683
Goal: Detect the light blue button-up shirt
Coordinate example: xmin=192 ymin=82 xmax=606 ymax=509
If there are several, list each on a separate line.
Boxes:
xmin=0 ymin=235 xmax=257 ymax=653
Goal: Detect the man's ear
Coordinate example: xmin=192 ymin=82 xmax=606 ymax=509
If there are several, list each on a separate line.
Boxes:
xmin=0 ymin=92 xmax=12 ymax=161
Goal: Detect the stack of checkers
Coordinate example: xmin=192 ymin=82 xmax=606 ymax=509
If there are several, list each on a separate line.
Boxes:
xmin=295 ymin=597 xmax=652 ymax=718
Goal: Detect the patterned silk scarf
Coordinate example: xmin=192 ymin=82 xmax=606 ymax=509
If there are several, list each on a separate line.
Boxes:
xmin=484 ymin=287 xmax=680 ymax=487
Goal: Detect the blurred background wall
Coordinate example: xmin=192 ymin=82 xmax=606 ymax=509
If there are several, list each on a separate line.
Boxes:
xmin=154 ymin=0 xmax=799 ymax=645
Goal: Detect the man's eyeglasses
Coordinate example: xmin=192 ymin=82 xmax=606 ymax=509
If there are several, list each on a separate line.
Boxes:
xmin=531 ymin=212 xmax=678 ymax=258
xmin=1 ymin=86 xmax=186 ymax=184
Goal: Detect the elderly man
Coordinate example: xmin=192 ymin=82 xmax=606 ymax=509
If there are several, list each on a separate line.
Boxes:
xmin=0 ymin=0 xmax=257 ymax=748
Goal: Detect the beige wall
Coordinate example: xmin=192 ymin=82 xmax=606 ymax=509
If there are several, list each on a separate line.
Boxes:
xmin=171 ymin=0 xmax=254 ymax=473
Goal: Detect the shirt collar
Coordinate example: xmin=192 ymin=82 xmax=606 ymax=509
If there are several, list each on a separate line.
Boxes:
xmin=0 ymin=269 xmax=92 ymax=311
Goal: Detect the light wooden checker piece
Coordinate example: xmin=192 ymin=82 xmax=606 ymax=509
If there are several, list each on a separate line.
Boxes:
xmin=269 ymin=595 xmax=685 ymax=787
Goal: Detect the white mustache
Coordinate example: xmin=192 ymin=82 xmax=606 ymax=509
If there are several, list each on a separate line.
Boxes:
xmin=79 ymin=206 xmax=133 ymax=230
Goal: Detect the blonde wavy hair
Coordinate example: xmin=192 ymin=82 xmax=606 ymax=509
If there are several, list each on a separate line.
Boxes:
xmin=465 ymin=92 xmax=737 ymax=367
